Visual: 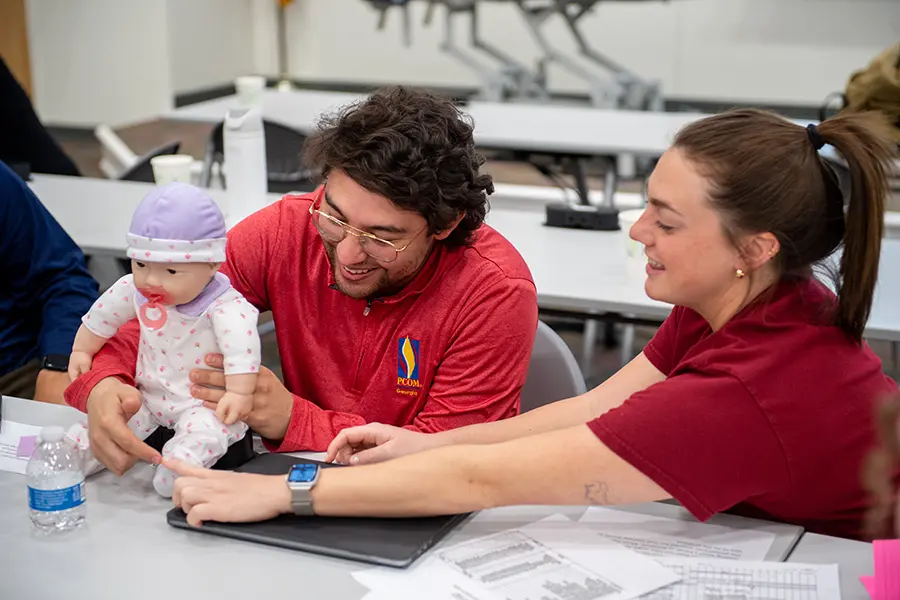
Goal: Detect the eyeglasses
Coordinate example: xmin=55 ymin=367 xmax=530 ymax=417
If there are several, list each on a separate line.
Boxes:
xmin=308 ymin=189 xmax=423 ymax=263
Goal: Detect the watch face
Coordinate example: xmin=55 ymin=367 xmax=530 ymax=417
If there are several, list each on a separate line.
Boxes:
xmin=288 ymin=464 xmax=319 ymax=483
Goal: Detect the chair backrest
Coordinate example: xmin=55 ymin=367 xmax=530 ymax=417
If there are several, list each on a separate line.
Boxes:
xmin=520 ymin=320 xmax=587 ymax=413
xmin=118 ymin=141 xmax=181 ymax=183
xmin=200 ymin=120 xmax=316 ymax=194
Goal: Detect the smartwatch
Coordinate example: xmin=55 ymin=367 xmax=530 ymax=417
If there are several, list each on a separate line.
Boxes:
xmin=41 ymin=354 xmax=70 ymax=373
xmin=286 ymin=463 xmax=321 ymax=516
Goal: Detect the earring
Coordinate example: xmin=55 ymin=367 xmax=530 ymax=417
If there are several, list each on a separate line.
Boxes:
xmin=736 ymin=269 xmax=746 ymax=279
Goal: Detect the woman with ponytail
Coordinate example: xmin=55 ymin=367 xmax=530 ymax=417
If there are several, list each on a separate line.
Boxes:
xmin=168 ymin=110 xmax=900 ymax=541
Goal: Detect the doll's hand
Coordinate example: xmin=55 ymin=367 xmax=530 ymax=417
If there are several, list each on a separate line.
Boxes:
xmin=216 ymin=391 xmax=253 ymax=426
xmin=68 ymin=351 xmax=94 ymax=382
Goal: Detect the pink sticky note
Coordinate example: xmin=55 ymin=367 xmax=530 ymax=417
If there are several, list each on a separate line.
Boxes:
xmin=15 ymin=435 xmax=37 ymax=458
xmin=859 ymin=575 xmax=876 ymax=599
xmin=874 ymin=539 xmax=900 ymax=600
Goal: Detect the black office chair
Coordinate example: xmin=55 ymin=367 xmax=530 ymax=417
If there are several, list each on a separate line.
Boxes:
xmin=199 ymin=121 xmax=316 ymax=195
xmin=118 ymin=141 xmax=182 ymax=183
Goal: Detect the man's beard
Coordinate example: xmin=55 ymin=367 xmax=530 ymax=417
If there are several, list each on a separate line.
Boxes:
xmin=322 ymin=241 xmax=428 ymax=300
xmin=323 ymin=243 xmax=391 ymax=299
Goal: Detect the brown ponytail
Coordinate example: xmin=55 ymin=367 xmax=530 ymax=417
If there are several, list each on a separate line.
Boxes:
xmin=674 ymin=109 xmax=895 ymax=342
xmin=815 ymin=114 xmax=894 ymax=341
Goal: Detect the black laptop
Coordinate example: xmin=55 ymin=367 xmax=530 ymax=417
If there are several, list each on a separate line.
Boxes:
xmin=166 ymin=452 xmax=471 ymax=568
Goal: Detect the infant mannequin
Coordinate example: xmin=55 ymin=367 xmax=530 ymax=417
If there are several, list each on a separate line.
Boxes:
xmin=67 ymin=183 xmax=261 ymax=497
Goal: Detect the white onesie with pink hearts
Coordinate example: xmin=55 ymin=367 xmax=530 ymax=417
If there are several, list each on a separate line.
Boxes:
xmin=67 ymin=272 xmax=261 ymax=497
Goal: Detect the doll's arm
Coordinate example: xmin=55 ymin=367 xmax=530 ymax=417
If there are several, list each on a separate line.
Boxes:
xmin=209 ymin=293 xmax=262 ymax=425
xmin=216 ymin=373 xmax=259 ymax=425
xmin=68 ymin=324 xmax=109 ymax=381
xmin=81 ymin=275 xmax=138 ymax=336
xmin=70 ymin=275 xmax=139 ymax=381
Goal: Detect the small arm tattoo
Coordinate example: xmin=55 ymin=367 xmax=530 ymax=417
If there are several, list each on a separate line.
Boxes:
xmin=584 ymin=481 xmax=611 ymax=505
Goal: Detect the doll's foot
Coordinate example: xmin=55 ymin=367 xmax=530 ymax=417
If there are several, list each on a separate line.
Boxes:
xmin=153 ymin=464 xmax=178 ymax=498
xmin=65 ymin=423 xmax=107 ymax=477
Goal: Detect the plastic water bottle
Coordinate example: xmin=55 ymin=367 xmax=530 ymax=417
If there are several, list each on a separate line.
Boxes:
xmin=26 ymin=426 xmax=86 ymax=534
xmin=224 ymin=106 xmax=268 ymax=222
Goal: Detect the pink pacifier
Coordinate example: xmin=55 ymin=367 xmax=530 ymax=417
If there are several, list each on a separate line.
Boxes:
xmin=137 ymin=288 xmax=171 ymax=330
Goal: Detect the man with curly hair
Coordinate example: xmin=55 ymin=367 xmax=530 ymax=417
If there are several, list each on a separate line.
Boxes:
xmin=64 ymin=87 xmax=539 ymax=474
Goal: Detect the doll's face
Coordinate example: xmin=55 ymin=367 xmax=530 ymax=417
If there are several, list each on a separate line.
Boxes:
xmin=131 ymin=260 xmax=219 ymax=305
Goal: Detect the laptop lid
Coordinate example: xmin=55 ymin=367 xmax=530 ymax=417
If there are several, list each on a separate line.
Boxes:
xmin=166 ymin=452 xmax=471 ymax=568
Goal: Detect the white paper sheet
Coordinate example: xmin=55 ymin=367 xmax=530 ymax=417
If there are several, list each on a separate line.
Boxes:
xmin=0 ymin=420 xmax=43 ymax=474
xmin=640 ymin=557 xmax=841 ymax=600
xmin=579 ymin=507 xmax=776 ymax=561
xmin=353 ymin=514 xmax=680 ymax=600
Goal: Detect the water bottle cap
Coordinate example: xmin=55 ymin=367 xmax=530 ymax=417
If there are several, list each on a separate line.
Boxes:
xmin=39 ymin=426 xmax=65 ymax=443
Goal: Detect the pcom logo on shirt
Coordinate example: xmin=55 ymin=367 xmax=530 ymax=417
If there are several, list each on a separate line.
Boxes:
xmin=396 ymin=336 xmax=422 ymax=395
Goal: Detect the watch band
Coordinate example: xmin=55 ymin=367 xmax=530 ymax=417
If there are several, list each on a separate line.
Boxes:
xmin=41 ymin=354 xmax=70 ymax=372
xmin=291 ymin=493 xmax=316 ymax=516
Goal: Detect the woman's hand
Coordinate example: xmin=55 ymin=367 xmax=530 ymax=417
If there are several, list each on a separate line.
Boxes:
xmin=167 ymin=459 xmax=290 ymax=526
xmin=325 ymin=422 xmax=443 ymax=465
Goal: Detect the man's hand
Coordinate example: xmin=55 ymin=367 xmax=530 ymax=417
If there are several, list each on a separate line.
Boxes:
xmin=33 ymin=369 xmax=72 ymax=405
xmin=325 ymin=423 xmax=442 ymax=465
xmin=68 ymin=351 xmax=93 ymax=382
xmin=215 ymin=391 xmax=253 ymax=426
xmin=86 ymin=377 xmax=161 ymax=475
xmin=190 ymin=354 xmax=293 ymax=441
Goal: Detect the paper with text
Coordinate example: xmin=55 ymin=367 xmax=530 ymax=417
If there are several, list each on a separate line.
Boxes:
xmin=641 ymin=557 xmax=840 ymax=600
xmin=353 ymin=514 xmax=680 ymax=600
xmin=580 ymin=507 xmax=776 ymax=561
xmin=0 ymin=420 xmax=43 ymax=474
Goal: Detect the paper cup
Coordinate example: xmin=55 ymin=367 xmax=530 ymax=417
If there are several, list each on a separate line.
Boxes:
xmin=618 ymin=209 xmax=646 ymax=274
xmin=150 ymin=154 xmax=193 ymax=185
xmin=235 ymin=75 xmax=265 ymax=108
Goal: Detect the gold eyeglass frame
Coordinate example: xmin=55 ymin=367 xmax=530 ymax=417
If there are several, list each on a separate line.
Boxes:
xmin=308 ymin=187 xmax=423 ymax=263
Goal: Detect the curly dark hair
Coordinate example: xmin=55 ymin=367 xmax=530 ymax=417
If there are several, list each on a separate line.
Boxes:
xmin=301 ymin=86 xmax=494 ymax=248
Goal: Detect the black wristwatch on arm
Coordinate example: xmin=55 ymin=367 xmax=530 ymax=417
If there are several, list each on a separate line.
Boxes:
xmin=40 ymin=354 xmax=70 ymax=372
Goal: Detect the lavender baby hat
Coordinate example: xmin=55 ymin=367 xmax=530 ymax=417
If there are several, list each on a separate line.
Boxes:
xmin=126 ymin=183 xmax=227 ymax=263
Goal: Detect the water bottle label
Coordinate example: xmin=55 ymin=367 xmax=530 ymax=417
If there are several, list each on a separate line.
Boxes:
xmin=28 ymin=482 xmax=85 ymax=512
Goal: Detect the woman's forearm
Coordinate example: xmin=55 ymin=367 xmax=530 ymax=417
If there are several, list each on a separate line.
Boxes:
xmin=434 ymin=352 xmax=664 ymax=448
xmin=313 ymin=444 xmax=497 ymax=517
xmin=435 ymin=395 xmax=592 ymax=447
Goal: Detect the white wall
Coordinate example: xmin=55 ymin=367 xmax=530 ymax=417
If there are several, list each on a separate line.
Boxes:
xmin=166 ymin=0 xmax=256 ymax=95
xmin=283 ymin=0 xmax=900 ymax=106
xmin=25 ymin=0 xmax=173 ymax=127
xmin=250 ymin=0 xmax=280 ymax=78
xmin=25 ymin=0 xmax=260 ymax=127
xmin=673 ymin=0 xmax=900 ymax=105
xmin=22 ymin=0 xmax=899 ymax=127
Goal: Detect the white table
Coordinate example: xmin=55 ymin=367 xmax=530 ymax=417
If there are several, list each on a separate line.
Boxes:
xmin=28 ymin=175 xmax=284 ymax=258
xmin=164 ymin=89 xmax=835 ymax=206
xmin=168 ymin=89 xmax=366 ymax=134
xmin=29 ymin=174 xmax=900 ymax=342
xmin=168 ymin=89 xmax=712 ymax=158
xmin=788 ymin=533 xmax=876 ymax=598
xmin=0 ymin=396 xmax=875 ymax=600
